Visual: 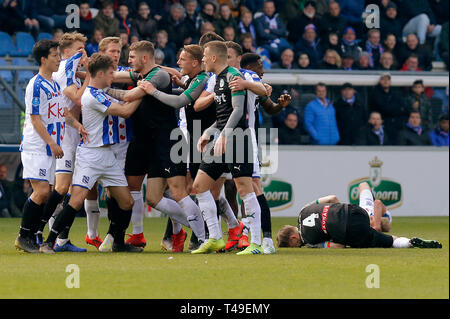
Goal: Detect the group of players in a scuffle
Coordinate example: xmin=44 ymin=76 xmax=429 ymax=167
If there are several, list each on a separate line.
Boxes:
xmin=15 ymin=31 xmax=442 ymax=255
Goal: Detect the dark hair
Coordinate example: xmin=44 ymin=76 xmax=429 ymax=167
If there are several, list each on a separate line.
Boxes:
xmin=225 ymin=41 xmax=243 ymax=56
xmin=409 ymin=110 xmax=421 ymax=117
xmin=439 ymin=113 xmax=449 ymax=122
xmin=199 ymin=32 xmax=224 ymax=47
xmin=32 ymin=39 xmax=59 ymax=66
xmin=88 ymin=53 xmax=114 ymax=77
xmin=316 ymin=82 xmax=326 ymax=89
xmin=413 ymin=79 xmax=424 ymax=86
xmin=241 ymin=53 xmax=261 ymax=68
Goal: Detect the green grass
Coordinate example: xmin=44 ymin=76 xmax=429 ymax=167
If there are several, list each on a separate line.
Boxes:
xmin=0 ymin=217 xmax=448 ymax=299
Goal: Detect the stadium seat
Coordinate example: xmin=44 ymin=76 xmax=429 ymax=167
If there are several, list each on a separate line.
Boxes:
xmin=0 ymin=58 xmax=13 ymax=82
xmin=37 ymin=32 xmax=52 ymax=41
xmin=12 ymin=58 xmax=35 ymax=83
xmin=0 ymin=88 xmax=13 ymax=109
xmin=0 ymin=32 xmax=19 ymax=56
xmin=13 ymin=32 xmax=35 ymax=57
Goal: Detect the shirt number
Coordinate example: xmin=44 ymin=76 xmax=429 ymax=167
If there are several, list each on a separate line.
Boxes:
xmin=302 ymin=213 xmax=319 ymax=227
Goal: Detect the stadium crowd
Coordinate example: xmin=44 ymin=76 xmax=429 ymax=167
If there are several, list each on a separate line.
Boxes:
xmin=0 ymin=0 xmax=449 ymax=148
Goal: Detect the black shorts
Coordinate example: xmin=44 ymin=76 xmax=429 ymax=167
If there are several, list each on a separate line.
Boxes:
xmin=125 ymin=129 xmax=187 ymax=179
xmin=344 ymin=206 xmax=394 ymax=248
xmin=198 ymin=133 xmax=254 ymax=181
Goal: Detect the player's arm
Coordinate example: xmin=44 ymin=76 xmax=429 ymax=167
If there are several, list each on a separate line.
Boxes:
xmin=30 ymin=115 xmax=63 ymax=158
xmin=198 ymin=121 xmax=218 ymax=152
xmin=112 ymin=70 xmax=139 ymax=84
xmin=137 ymin=80 xmax=189 ymax=109
xmin=105 ymin=99 xmax=142 ymax=118
xmin=261 ymin=94 xmax=291 ymax=115
xmin=315 ymin=195 xmax=340 ymax=204
xmin=194 ymin=90 xmax=215 ymax=111
xmin=307 ymin=241 xmax=345 ymax=248
xmin=104 ymin=86 xmax=146 ymax=102
xmin=63 ymin=73 xmax=91 ymax=109
xmin=221 ymin=92 xmax=246 ymax=137
xmin=64 ymin=107 xmax=89 ymax=142
xmin=229 ymin=77 xmax=267 ymax=97
xmin=156 ymin=64 xmax=182 ymax=79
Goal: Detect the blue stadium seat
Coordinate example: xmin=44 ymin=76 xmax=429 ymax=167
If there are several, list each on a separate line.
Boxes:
xmin=0 ymin=58 xmax=13 ymax=82
xmin=14 ymin=32 xmax=35 ymax=57
xmin=0 ymin=32 xmax=19 ymax=56
xmin=12 ymin=58 xmax=35 ymax=83
xmin=0 ymin=88 xmax=13 ymax=109
xmin=37 ymin=32 xmax=52 ymax=41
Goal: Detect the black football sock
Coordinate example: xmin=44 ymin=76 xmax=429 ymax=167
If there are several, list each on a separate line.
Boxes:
xmin=257 ymin=194 xmax=272 ymax=238
xmin=38 ymin=190 xmax=64 ymax=233
xmin=106 ymin=197 xmax=131 ymax=246
xmin=19 ymin=198 xmax=42 ymax=239
xmin=106 ymin=197 xmax=119 ymax=236
xmin=163 ymin=217 xmax=173 ymax=240
xmin=45 ymin=204 xmax=77 ymax=246
xmin=118 ymin=207 xmax=132 ymax=245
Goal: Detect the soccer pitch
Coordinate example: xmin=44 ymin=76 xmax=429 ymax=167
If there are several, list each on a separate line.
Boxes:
xmin=0 ymin=217 xmax=448 ymax=299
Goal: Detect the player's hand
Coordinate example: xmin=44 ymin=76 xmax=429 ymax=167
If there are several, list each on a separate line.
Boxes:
xmin=264 ymin=83 xmax=272 ymax=97
xmin=78 ymin=125 xmax=90 ymax=143
xmin=172 ymin=74 xmax=185 ymax=88
xmin=50 ymin=142 xmax=64 ymax=159
xmin=213 ymin=134 xmax=226 ymax=157
xmin=137 ymin=80 xmax=156 ymax=94
xmin=229 ymin=77 xmax=247 ymax=92
xmin=278 ymin=94 xmax=291 ymax=108
xmin=197 ymin=135 xmax=210 ymax=153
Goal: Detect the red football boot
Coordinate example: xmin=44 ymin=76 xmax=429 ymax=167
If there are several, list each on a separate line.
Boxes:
xmin=171 ymin=228 xmax=187 ymax=253
xmin=225 ymin=221 xmax=245 ymax=251
xmin=85 ymin=234 xmax=103 ymax=250
xmin=125 ymin=232 xmax=147 ymax=248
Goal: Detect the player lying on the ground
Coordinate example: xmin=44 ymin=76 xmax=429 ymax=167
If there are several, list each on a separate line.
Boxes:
xmin=357 ymin=182 xmax=392 ymax=232
xmin=276 ymin=183 xmax=442 ymax=249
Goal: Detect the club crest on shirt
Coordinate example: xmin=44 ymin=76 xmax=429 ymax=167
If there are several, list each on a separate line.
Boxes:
xmin=66 ymin=69 xmax=74 ymax=79
xmin=39 ymin=169 xmax=46 ymax=177
xmin=32 ymin=97 xmax=40 ymax=106
xmin=96 ymin=94 xmax=106 ymax=103
xmin=82 ymin=175 xmax=90 ymax=184
xmin=219 ymin=78 xmax=225 ymax=89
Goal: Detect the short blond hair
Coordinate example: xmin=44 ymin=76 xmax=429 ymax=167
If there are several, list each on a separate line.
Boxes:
xmin=59 ymin=31 xmax=87 ymax=52
xmin=381 ymin=218 xmax=392 ymax=233
xmin=276 ymin=225 xmax=297 ymax=247
xmin=129 ymin=40 xmax=155 ymax=57
xmin=203 ymin=40 xmax=227 ymax=61
xmin=98 ymin=37 xmax=122 ymax=53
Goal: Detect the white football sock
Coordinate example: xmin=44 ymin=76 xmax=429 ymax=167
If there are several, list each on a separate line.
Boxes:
xmin=218 ymin=196 xmax=239 ymax=228
xmin=85 ymin=199 xmax=100 ymax=239
xmin=130 ymin=191 xmax=145 ymax=235
xmin=178 ymin=195 xmax=205 ymax=241
xmin=241 ymin=217 xmax=250 ymax=236
xmin=242 ymin=192 xmax=262 ymax=246
xmin=56 ymin=238 xmax=69 ymax=246
xmin=393 ymin=237 xmax=411 ymax=248
xmin=155 ymin=197 xmax=189 ymax=226
xmin=196 ymin=190 xmax=221 ymax=240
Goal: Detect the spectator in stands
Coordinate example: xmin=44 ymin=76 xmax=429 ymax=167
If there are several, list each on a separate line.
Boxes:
xmin=295 ymin=52 xmax=312 ymax=69
xmin=334 ymin=82 xmax=366 ymax=145
xmin=322 ymin=32 xmax=342 ymax=56
xmin=357 ymin=52 xmax=372 ymax=70
xmin=399 ymin=0 xmax=442 ymax=46
xmin=0 ymin=164 xmax=12 ymax=217
xmin=161 ymin=3 xmax=190 ymax=49
xmin=117 ymin=3 xmax=133 ymax=36
xmin=241 ymin=33 xmax=256 ymax=54
xmin=319 ymin=1 xmax=347 ymax=42
xmin=223 ymin=26 xmax=236 ymax=41
xmin=400 ymin=54 xmax=421 ymax=72
xmin=304 ymin=82 xmax=340 ymax=145
xmin=131 ymin=2 xmax=157 ymax=42
xmin=278 ymin=111 xmax=303 ymax=145
xmin=184 ymin=0 xmax=202 ymax=45
xmin=356 ymin=111 xmax=393 ymax=146
xmin=35 ymin=0 xmax=56 ymax=33
xmin=130 ymin=33 xmax=140 ymax=44
xmin=200 ymin=21 xmax=216 ymax=36
xmin=397 ymin=110 xmax=432 ymax=145
xmin=0 ymin=0 xmax=39 ymax=38
xmin=336 ymin=0 xmax=365 ymax=37
xmin=199 ymin=1 xmax=217 ymax=25
xmin=119 ymin=30 xmax=130 ymax=66
xmin=340 ymin=27 xmax=362 ymax=61
xmin=287 ymin=0 xmax=319 ymax=45
xmin=341 ymin=53 xmax=356 ymax=70
xmin=272 ymin=48 xmax=295 ymax=69
xmin=237 ymin=9 xmax=257 ymax=47
xmin=319 ymin=49 xmax=341 ymax=69
xmin=154 ymin=48 xmax=165 ymax=66
xmin=78 ymin=1 xmax=95 ymax=39
xmin=143 ymin=0 xmax=165 ymax=22
xmin=245 ymin=0 xmax=264 ymax=15
xmin=383 ymin=33 xmax=401 ymax=64
xmin=254 ymin=0 xmax=290 ymax=62
xmin=406 ymin=80 xmax=433 ymax=131
xmin=155 ymin=30 xmax=176 ymax=67
xmin=365 ymin=29 xmax=384 ymax=69
xmin=380 ymin=1 xmax=402 ymax=41
xmin=369 ymin=73 xmax=409 ymax=140
xmin=214 ymin=3 xmax=237 ymax=37
xmin=429 ymin=0 xmax=449 ymax=27
xmin=94 ymin=1 xmax=120 ymax=37
xmin=52 ymin=28 xmax=63 ymax=42
xmin=86 ymin=28 xmax=104 ymax=56
xmin=398 ymin=33 xmax=432 ymax=71
xmin=429 ymin=113 xmax=449 ymax=146
xmin=378 ymin=51 xmax=396 ymax=71
xmin=439 ymin=22 xmax=449 ymax=70
xmin=295 ymin=24 xmax=323 ymax=69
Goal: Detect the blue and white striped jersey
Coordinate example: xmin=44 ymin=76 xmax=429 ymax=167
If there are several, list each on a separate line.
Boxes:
xmin=20 ymin=74 xmax=64 ymax=156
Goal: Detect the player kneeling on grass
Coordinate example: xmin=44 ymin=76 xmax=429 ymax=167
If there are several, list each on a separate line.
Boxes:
xmin=40 ymin=53 xmax=143 ymax=253
xmin=276 ymin=182 xmax=442 ymax=249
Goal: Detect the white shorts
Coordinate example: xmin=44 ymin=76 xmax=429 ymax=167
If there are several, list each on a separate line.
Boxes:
xmin=111 ymin=141 xmax=130 ymax=171
xmin=55 ymin=126 xmax=79 ymax=174
xmin=21 ymin=152 xmax=56 ymax=184
xmin=359 ymin=189 xmax=374 ymax=216
xmin=72 ymin=146 xmax=128 ymax=190
xmin=220 ymin=172 xmax=232 ymax=180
